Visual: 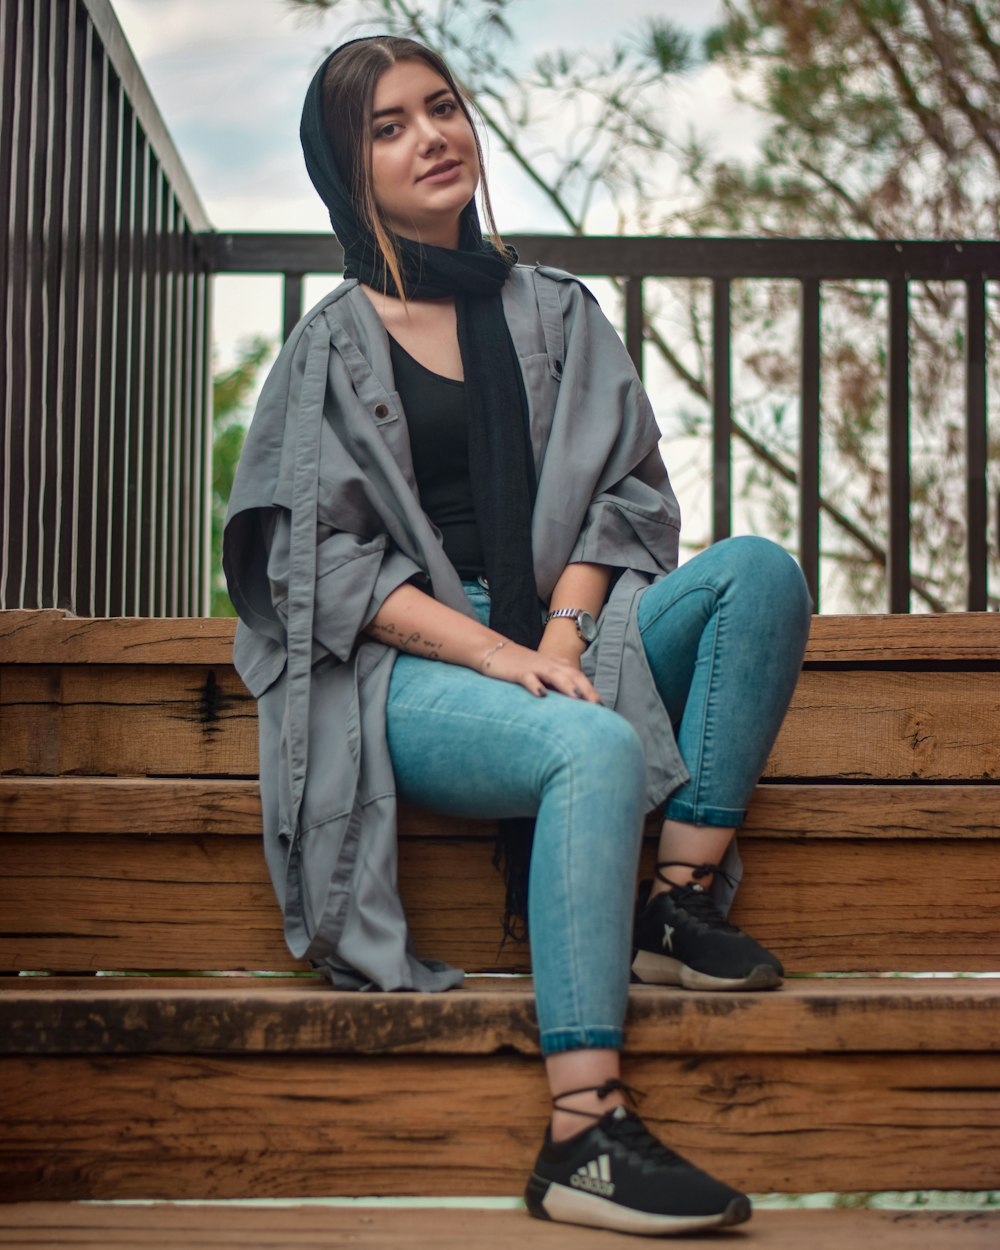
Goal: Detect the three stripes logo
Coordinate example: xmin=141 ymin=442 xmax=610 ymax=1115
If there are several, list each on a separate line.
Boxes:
xmin=570 ymin=1153 xmax=615 ymax=1197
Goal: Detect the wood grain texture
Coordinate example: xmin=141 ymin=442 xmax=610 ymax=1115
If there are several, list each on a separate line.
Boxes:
xmin=4 ymin=609 xmax=999 ymax=664
xmin=2 ymin=1051 xmax=998 ymax=1198
xmin=2 ymin=835 xmax=999 ymax=973
xmin=2 ymin=978 xmax=999 ymax=1057
xmin=4 ymin=777 xmax=1000 ymax=840
xmin=6 ymin=667 xmax=1000 ymax=779
xmin=0 ymin=1205 xmax=997 ymax=1250
xmin=0 ymin=666 xmax=258 ymax=776
xmin=763 ymin=671 xmax=1000 ymax=780
xmin=0 ymin=611 xmax=236 ymax=665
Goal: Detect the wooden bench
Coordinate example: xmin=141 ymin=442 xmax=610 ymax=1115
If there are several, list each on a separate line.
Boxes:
xmin=1 ymin=609 xmax=999 ymax=1243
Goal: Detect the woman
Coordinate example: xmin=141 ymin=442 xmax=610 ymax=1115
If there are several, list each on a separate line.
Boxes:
xmin=224 ymin=34 xmax=811 ymax=1237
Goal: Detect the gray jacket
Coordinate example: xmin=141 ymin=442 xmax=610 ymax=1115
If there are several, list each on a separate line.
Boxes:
xmin=225 ymin=264 xmax=715 ymax=991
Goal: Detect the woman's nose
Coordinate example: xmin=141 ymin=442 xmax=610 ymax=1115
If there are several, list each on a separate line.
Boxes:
xmin=415 ymin=116 xmax=446 ymax=151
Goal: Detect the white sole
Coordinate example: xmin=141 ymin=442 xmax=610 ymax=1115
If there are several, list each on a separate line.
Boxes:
xmin=631 ymin=949 xmax=782 ymax=991
xmin=532 ymin=1179 xmax=751 ymax=1235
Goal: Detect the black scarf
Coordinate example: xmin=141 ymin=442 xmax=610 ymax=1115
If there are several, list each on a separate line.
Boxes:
xmin=300 ymin=41 xmax=540 ymax=939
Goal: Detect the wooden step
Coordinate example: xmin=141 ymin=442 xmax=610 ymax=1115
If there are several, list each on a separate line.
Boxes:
xmin=2 ymin=977 xmax=998 ymax=1200
xmin=3 ymin=612 xmax=999 ymax=782
xmin=0 ymin=1204 xmax=998 ymax=1250
xmin=4 ymin=608 xmax=998 ymax=664
xmin=2 ymin=776 xmax=998 ymax=974
xmin=6 ymin=661 xmax=1000 ymax=780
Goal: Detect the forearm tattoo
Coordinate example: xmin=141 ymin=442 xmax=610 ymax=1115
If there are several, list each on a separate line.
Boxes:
xmin=365 ymin=620 xmax=441 ymax=660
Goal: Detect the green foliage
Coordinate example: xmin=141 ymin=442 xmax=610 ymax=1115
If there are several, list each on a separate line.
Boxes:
xmin=638 ymin=19 xmax=695 ymax=75
xmin=282 ymin=0 xmax=1000 ymax=609
xmin=210 ymin=336 xmax=272 ymax=617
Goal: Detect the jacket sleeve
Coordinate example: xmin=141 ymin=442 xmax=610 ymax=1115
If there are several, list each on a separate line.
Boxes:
xmin=265 ymin=510 xmax=423 ymax=664
xmin=566 ymin=378 xmax=680 ymax=577
xmin=536 ymin=270 xmax=681 ymax=583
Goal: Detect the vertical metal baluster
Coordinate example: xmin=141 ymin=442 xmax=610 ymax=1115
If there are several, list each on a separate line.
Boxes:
xmin=799 ymin=278 xmax=821 ymax=611
xmin=196 ymin=266 xmax=213 ymax=616
xmin=0 ymin=0 xmax=19 ymax=606
xmin=624 ymin=277 xmax=644 ymax=379
xmin=712 ymin=277 xmax=732 ymax=543
xmin=965 ymin=276 xmax=987 ymax=611
xmin=26 ymin=0 xmax=49 ymax=608
xmin=887 ymin=276 xmax=911 ymax=613
xmin=282 ymin=272 xmax=304 ymax=344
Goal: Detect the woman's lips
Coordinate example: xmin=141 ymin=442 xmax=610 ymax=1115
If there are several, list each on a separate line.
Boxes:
xmin=419 ymin=161 xmax=461 ymax=183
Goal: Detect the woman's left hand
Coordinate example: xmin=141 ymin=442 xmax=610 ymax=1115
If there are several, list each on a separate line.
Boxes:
xmin=537 ymin=629 xmax=586 ymax=670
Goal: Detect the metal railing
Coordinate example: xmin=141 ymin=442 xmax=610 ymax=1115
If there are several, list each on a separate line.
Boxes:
xmin=206 ymin=232 xmax=997 ymax=613
xmin=3 ymin=1 xmax=994 ymax=616
xmin=1 ymin=0 xmax=213 ymax=616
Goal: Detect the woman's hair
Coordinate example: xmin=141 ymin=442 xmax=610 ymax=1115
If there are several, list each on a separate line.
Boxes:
xmin=321 ymin=36 xmax=505 ymax=294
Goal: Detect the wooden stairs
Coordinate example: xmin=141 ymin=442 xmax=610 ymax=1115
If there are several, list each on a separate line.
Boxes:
xmin=1 ymin=609 xmax=999 ymax=1247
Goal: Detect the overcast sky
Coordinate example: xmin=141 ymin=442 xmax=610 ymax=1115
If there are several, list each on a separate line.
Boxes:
xmin=108 ymin=0 xmax=766 ymax=546
xmin=111 ymin=0 xmax=746 ymax=235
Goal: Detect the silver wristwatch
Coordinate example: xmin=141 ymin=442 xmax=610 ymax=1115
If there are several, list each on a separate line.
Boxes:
xmin=544 ymin=607 xmax=598 ymax=643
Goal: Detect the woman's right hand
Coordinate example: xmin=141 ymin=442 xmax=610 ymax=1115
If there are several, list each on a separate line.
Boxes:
xmin=480 ymin=640 xmax=603 ymax=703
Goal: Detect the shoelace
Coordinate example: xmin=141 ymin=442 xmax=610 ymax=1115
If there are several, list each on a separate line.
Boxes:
xmin=552 ymin=1080 xmax=684 ymax=1163
xmin=551 ymin=1078 xmax=641 ymax=1120
xmin=602 ymin=1107 xmax=687 ymax=1167
xmin=654 ymin=861 xmax=740 ymax=933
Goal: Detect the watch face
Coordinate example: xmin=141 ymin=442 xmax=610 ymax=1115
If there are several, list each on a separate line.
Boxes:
xmin=578 ymin=611 xmax=598 ymax=643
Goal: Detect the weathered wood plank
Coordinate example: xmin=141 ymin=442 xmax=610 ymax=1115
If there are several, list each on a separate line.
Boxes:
xmin=0 ymin=667 xmax=258 ymax=777
xmin=2 ymin=835 xmax=998 ymax=973
xmin=5 ymin=667 xmax=1000 ymax=779
xmin=763 ymin=671 xmax=1000 ymax=780
xmin=0 ymin=1205 xmax=997 ymax=1250
xmin=0 ymin=611 xmax=236 ymax=665
xmin=4 ymin=777 xmax=1000 ymax=840
xmin=4 ymin=609 xmax=999 ymax=665
xmin=2 ymin=978 xmax=998 ymax=1057
xmin=3 ymin=1205 xmax=998 ymax=1250
xmin=2 ymin=1051 xmax=997 ymax=1198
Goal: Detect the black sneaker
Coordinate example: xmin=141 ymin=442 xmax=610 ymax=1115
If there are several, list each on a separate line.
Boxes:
xmin=525 ymin=1103 xmax=751 ymax=1235
xmin=632 ymin=861 xmax=783 ymax=991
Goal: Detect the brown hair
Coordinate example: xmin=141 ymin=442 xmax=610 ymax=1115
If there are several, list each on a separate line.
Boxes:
xmin=321 ymin=36 xmax=505 ymax=296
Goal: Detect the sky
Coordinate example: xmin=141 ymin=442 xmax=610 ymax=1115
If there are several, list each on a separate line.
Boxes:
xmin=108 ymin=0 xmax=767 ymax=548
xmin=108 ymin=0 xmax=763 ymax=356
xmin=110 ymin=0 xmax=741 ymax=238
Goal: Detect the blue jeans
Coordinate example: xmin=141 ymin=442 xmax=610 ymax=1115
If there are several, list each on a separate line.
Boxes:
xmin=385 ymin=536 xmax=810 ymax=1055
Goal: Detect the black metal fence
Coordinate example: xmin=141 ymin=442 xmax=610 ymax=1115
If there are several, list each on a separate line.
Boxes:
xmin=3 ymin=1 xmax=995 ymax=617
xmin=1 ymin=0 xmax=213 ymax=616
xmin=207 ymin=233 xmax=997 ymax=614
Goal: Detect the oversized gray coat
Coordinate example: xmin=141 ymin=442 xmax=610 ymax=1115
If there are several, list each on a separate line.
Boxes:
xmin=225 ymin=263 xmax=737 ymax=991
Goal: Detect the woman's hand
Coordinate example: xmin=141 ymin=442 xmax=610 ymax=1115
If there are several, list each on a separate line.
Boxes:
xmin=537 ymin=621 xmax=588 ymax=670
xmin=481 ymin=639 xmax=602 ymax=703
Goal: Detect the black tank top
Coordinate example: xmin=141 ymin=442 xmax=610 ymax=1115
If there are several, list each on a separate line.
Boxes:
xmin=388 ymin=335 xmax=485 ymax=578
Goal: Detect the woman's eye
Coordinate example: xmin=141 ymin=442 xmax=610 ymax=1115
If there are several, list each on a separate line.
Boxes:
xmin=433 ymin=100 xmax=458 ymax=117
xmin=375 ymin=122 xmax=401 ymax=140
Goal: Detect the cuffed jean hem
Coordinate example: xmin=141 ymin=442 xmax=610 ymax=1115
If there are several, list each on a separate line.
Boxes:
xmin=539 ymin=1026 xmax=624 ymax=1057
xmin=662 ymin=798 xmax=746 ymax=828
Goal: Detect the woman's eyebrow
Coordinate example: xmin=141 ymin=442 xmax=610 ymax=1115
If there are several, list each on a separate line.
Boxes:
xmin=372 ymin=87 xmax=450 ymax=120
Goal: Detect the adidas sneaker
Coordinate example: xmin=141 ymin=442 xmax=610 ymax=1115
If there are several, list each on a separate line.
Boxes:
xmin=632 ymin=874 xmax=783 ymax=991
xmin=525 ymin=1104 xmax=751 ymax=1235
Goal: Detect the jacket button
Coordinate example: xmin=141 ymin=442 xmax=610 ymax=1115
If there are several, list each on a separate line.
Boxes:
xmin=374 ymin=403 xmax=389 ymax=418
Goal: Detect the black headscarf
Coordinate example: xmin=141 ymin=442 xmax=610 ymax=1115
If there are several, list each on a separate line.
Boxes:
xmin=300 ymin=39 xmax=539 ymax=938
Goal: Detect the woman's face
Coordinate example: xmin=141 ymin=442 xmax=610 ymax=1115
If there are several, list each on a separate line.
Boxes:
xmin=368 ymin=58 xmax=480 ymax=249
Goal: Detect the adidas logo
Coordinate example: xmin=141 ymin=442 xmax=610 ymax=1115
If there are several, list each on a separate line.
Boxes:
xmin=569 ymin=1153 xmax=615 ymax=1197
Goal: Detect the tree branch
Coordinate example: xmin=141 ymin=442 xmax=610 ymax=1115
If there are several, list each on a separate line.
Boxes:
xmin=847 ymin=0 xmax=956 ymax=159
xmin=964 ymin=2 xmax=1000 ymax=83
xmin=912 ymin=0 xmax=1000 ymax=181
